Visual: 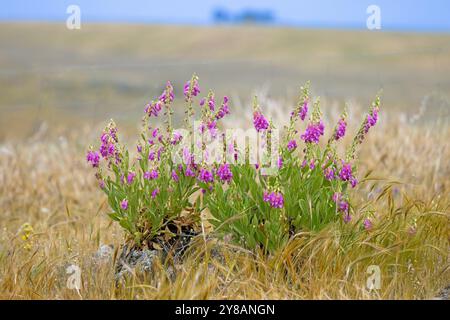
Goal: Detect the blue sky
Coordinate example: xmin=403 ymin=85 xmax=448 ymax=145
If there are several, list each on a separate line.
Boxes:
xmin=1 ymin=0 xmax=449 ymax=31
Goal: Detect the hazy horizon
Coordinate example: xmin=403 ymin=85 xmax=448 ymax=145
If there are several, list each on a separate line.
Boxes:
xmin=1 ymin=0 xmax=450 ymax=32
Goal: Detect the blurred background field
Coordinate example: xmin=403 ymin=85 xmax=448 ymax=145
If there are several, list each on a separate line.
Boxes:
xmin=0 ymin=22 xmax=449 ymax=139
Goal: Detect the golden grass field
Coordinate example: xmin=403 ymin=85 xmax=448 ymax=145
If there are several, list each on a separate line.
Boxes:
xmin=0 ymin=23 xmax=449 ymax=299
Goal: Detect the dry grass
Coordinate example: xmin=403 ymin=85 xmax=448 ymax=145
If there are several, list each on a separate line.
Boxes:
xmin=0 ymin=103 xmax=448 ymax=300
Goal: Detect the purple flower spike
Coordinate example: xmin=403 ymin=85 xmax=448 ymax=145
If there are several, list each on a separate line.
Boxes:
xmin=151 ymin=188 xmax=159 ymax=199
xmin=324 ymin=168 xmax=335 ymax=181
xmin=338 ymin=200 xmax=349 ymax=213
xmin=207 ymin=121 xmax=218 ymax=138
xmin=253 ymin=111 xmax=269 ymax=132
xmin=145 ymin=101 xmax=163 ymax=117
xmin=263 ymin=191 xmax=284 ymax=209
xmin=159 ymin=81 xmax=174 ymax=104
xmin=127 ymin=172 xmax=136 ymax=184
xmin=144 ymin=169 xmax=158 ymax=180
xmin=171 ymin=131 xmax=183 ymax=145
xmin=86 ymin=150 xmax=100 ymax=168
xmin=363 ymin=218 xmax=373 ymax=230
xmin=217 ymin=164 xmax=233 ymax=183
xmin=278 ymin=156 xmax=283 ymax=169
xmin=183 ymin=78 xmax=200 ymax=100
xmin=215 ymin=96 xmax=230 ymax=120
xmin=120 ymin=199 xmax=128 ymax=210
xmin=339 ymin=162 xmax=353 ymax=181
xmin=343 ymin=213 xmax=352 ymax=223
xmin=207 ymin=95 xmax=215 ymax=111
xmin=334 ymin=118 xmax=347 ymax=141
xmin=364 ymin=107 xmax=379 ymax=133
xmin=171 ymin=170 xmax=179 ymax=182
xmin=198 ymin=168 xmax=214 ymax=183
xmin=185 ymin=167 xmax=196 ymax=177
xmin=287 ymin=139 xmax=297 ymax=151
xmin=332 ymin=192 xmax=341 ymax=203
xmin=301 ymin=120 xmax=324 ymax=144
xmin=298 ymin=101 xmax=308 ymax=121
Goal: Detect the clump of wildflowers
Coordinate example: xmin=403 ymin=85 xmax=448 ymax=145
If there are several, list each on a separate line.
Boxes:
xmin=87 ymin=76 xmax=214 ymax=247
xmin=87 ymin=77 xmax=381 ymax=253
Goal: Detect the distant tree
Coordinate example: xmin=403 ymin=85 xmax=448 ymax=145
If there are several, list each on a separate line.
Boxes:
xmin=213 ymin=8 xmax=230 ymax=23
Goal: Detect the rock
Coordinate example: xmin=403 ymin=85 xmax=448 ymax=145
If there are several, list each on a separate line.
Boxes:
xmin=434 ymin=285 xmax=450 ymax=300
xmin=93 ymin=244 xmax=114 ymax=264
xmin=115 ymin=245 xmax=159 ymax=282
xmin=154 ymin=227 xmax=198 ymax=264
xmin=114 ymin=226 xmax=199 ymax=282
